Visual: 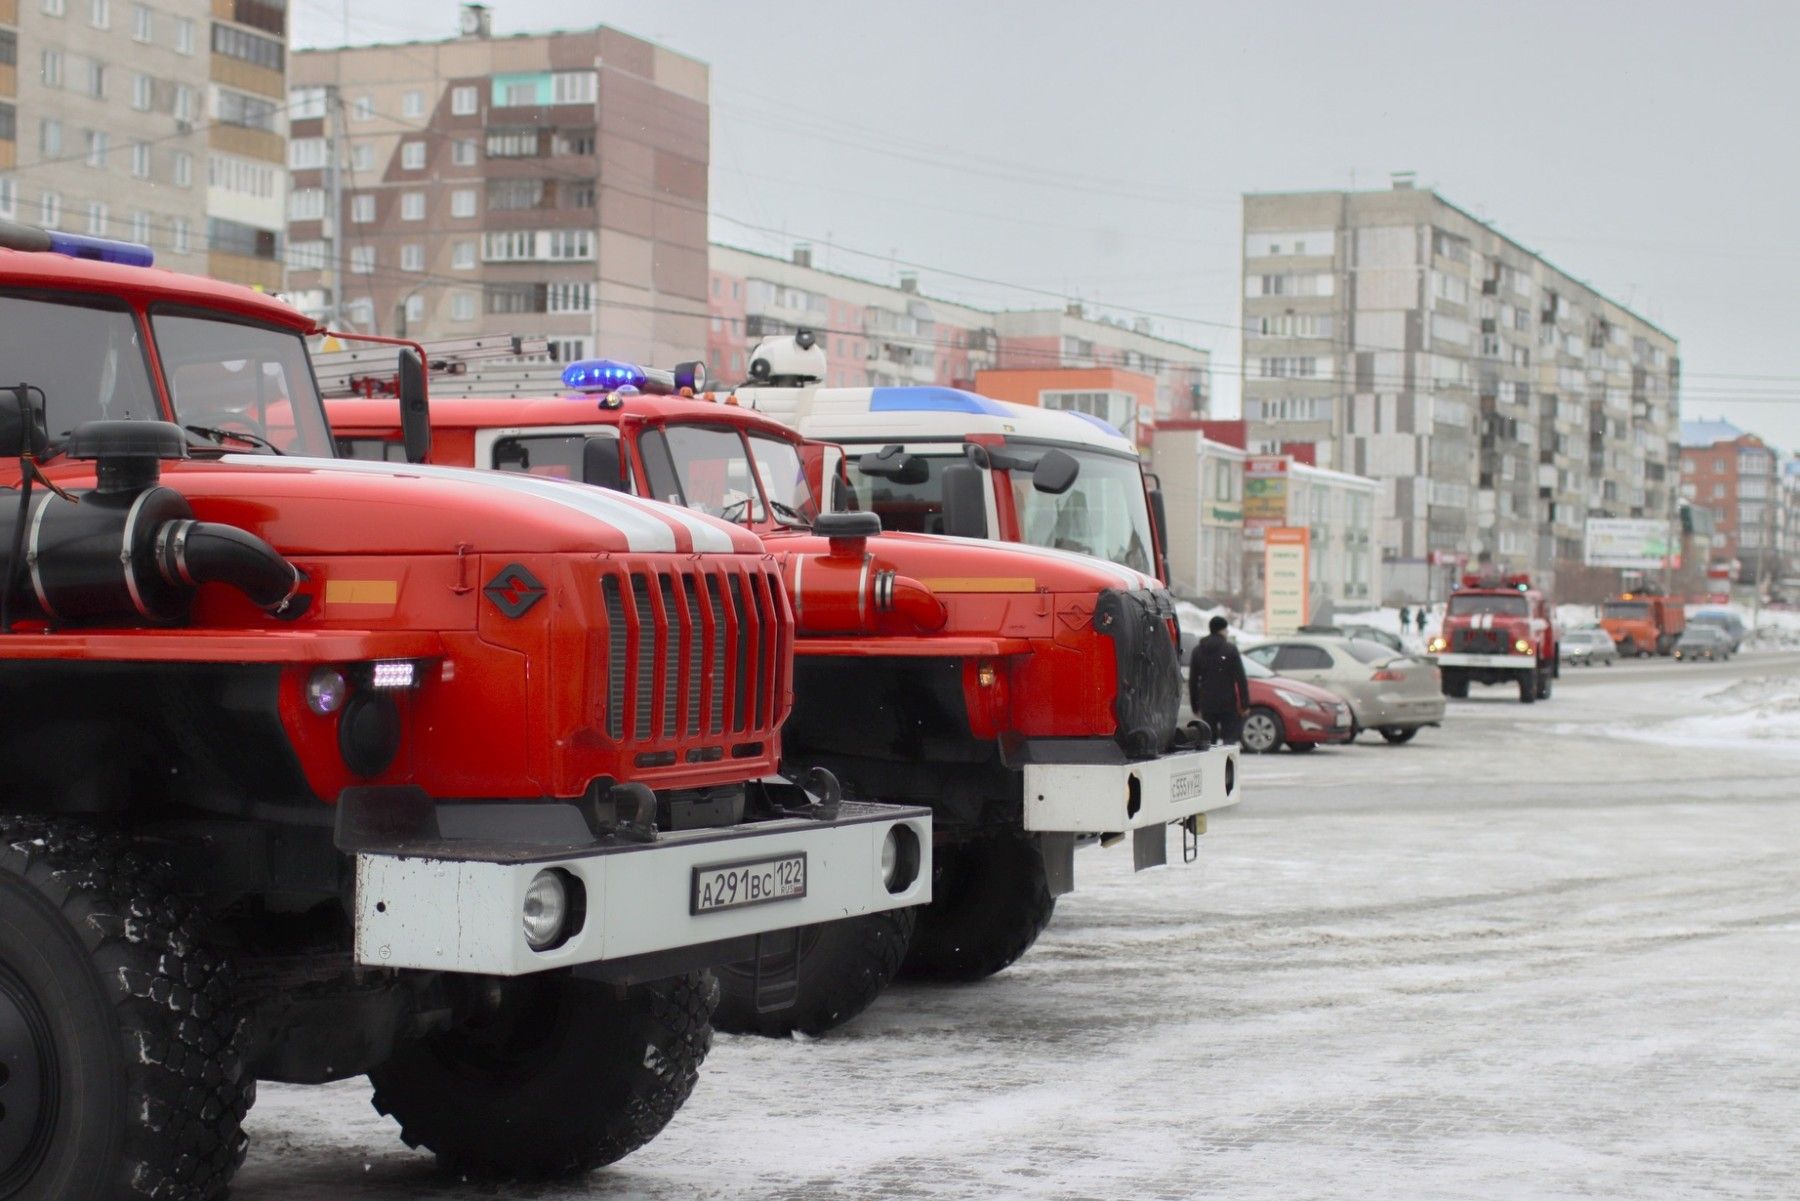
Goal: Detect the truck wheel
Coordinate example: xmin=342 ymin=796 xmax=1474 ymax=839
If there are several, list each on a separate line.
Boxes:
xmin=1519 ymin=669 xmax=1538 ymax=704
xmin=901 ymin=834 xmax=1054 ymax=982
xmin=712 ymin=908 xmax=917 ymax=1037
xmin=1240 ymin=707 xmax=1284 ymax=754
xmin=1442 ymin=671 xmax=1470 ymax=699
xmin=0 ymin=818 xmax=251 ymax=1201
xmin=1536 ymin=668 xmax=1553 ymax=700
xmin=369 ymin=971 xmax=713 ymax=1178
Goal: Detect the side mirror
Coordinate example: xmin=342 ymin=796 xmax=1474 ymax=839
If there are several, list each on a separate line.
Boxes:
xmin=0 ymin=385 xmax=48 ymax=459
xmin=581 ymin=436 xmax=627 ymax=491
xmin=857 ymin=444 xmax=929 ymax=485
xmin=1032 ymin=448 xmax=1080 ymax=495
xmin=397 ymin=348 xmax=430 ymax=464
xmin=1147 ymin=484 xmax=1171 ymax=582
xmin=940 ymin=462 xmax=988 ymax=539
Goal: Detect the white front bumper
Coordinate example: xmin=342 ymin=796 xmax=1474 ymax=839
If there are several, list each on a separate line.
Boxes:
xmin=1022 ymin=745 xmax=1239 ymax=834
xmin=354 ymin=802 xmax=930 ymax=976
xmin=1436 ymin=652 xmax=1533 ymax=671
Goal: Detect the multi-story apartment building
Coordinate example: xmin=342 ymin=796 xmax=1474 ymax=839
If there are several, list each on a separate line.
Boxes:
xmin=1680 ymin=419 xmax=1780 ymax=585
xmin=0 ymin=0 xmax=285 ymax=289
xmin=709 ymin=244 xmax=1212 ymax=416
xmin=286 ymin=6 xmax=709 ymax=366
xmin=1242 ymin=183 xmax=1680 ymax=600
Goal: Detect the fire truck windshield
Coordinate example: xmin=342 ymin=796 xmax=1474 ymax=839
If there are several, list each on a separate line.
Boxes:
xmin=641 ymin=424 xmax=814 ymax=527
xmin=1603 ymin=600 xmax=1651 ymax=619
xmin=151 ymin=310 xmax=334 ymax=457
xmin=1448 ymin=594 xmax=1529 ymax=617
xmin=1011 ymin=448 xmax=1156 ymax=575
xmin=0 ymin=293 xmax=161 ymax=441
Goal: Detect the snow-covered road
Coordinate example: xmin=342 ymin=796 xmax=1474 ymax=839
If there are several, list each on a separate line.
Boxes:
xmin=235 ymin=651 xmax=1800 ymax=1200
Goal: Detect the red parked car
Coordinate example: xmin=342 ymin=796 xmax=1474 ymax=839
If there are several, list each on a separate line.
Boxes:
xmin=1240 ymin=657 xmax=1356 ymax=753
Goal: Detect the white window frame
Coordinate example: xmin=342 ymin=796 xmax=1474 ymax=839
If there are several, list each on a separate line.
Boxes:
xmin=171 ymin=151 xmax=191 ymax=188
xmin=451 ymin=85 xmax=478 ymax=116
xmin=349 ymin=245 xmax=374 ymax=275
xmin=400 ymin=243 xmax=424 ymax=271
xmin=131 ymin=2 xmax=151 ymax=41
xmin=451 ymin=241 xmax=475 ymax=269
xmin=450 ymin=189 xmax=477 ymax=218
xmin=39 ymin=191 xmax=61 ymax=228
xmin=173 ymin=16 xmax=193 ymax=54
xmin=400 ymin=192 xmax=425 ymax=221
xmin=401 ymin=141 xmax=426 ymax=170
xmin=402 ymin=90 xmax=424 ymax=118
xmin=350 ymin=195 xmax=375 ymax=224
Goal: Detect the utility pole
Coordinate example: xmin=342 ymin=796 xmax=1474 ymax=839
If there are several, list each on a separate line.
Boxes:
xmin=325 ymin=84 xmax=345 ymax=329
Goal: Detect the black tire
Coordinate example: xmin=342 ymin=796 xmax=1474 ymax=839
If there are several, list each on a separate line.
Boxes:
xmin=1287 ymin=740 xmax=1318 ymax=753
xmin=1378 ymin=725 xmax=1418 ymax=744
xmin=1616 ymin=638 xmax=1637 ymax=657
xmin=0 ymin=818 xmax=251 ymax=1201
xmin=901 ymin=834 xmax=1054 ymax=982
xmin=1536 ymin=666 xmax=1553 ymax=700
xmin=368 ymin=971 xmax=714 ymax=1179
xmin=1519 ymin=668 xmax=1537 ymax=704
xmin=713 ymin=908 xmax=916 ymax=1037
xmin=1240 ymin=706 xmax=1284 ymax=754
xmin=1442 ymin=672 xmax=1470 ymax=699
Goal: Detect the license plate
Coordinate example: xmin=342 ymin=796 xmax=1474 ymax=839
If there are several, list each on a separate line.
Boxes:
xmin=1169 ymin=768 xmax=1206 ymax=803
xmin=691 ymin=853 xmax=807 ymax=914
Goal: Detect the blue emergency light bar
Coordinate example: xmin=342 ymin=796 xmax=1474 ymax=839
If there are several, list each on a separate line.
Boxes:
xmin=562 ymin=358 xmax=646 ymax=392
xmin=46 ymin=231 xmax=156 ymax=267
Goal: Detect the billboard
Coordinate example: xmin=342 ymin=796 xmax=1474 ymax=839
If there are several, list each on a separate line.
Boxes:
xmin=1584 ymin=518 xmax=1672 ymax=569
xmin=1243 ymin=456 xmax=1289 ymax=547
xmin=1264 ymin=527 xmax=1310 ymax=636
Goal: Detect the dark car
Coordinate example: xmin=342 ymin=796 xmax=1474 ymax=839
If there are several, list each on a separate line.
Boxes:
xmin=1673 ymin=625 xmax=1732 ymax=662
xmin=1688 ymin=609 xmax=1746 ymax=652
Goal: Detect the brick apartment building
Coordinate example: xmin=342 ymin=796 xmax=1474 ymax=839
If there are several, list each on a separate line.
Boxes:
xmin=1680 ymin=419 xmax=1780 ymax=585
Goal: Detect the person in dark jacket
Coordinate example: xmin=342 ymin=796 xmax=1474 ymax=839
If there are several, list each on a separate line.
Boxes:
xmin=1189 ymin=615 xmax=1250 ymax=745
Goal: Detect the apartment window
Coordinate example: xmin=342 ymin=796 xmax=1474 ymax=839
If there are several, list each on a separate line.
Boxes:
xmin=171 ymin=151 xmax=192 ymax=188
xmin=286 ymin=240 xmax=326 ymax=271
xmin=0 ymin=29 xmax=12 ymax=68
xmin=81 ymin=59 xmax=106 ymax=99
xmin=451 ymin=292 xmax=476 ymax=321
xmin=402 ymin=90 xmax=424 ymax=118
xmin=41 ymin=50 xmax=63 ymax=88
xmin=89 ymin=0 xmax=108 ymax=28
xmin=132 ymin=2 xmax=152 ymax=40
xmin=351 ymin=144 xmax=373 ymax=172
xmin=211 ymin=23 xmax=284 ymax=71
xmin=131 ymin=141 xmax=151 ymax=179
xmin=347 ymin=300 xmax=374 ymax=328
xmin=0 ymin=179 xmax=13 ymax=220
xmin=288 ymin=137 xmax=328 ymax=170
xmin=230 ymin=0 xmax=285 ymax=36
xmin=131 ymin=73 xmax=153 ymax=111
xmin=0 ymin=102 xmax=10 ymax=146
xmin=289 ymin=86 xmax=328 ymax=121
xmin=486 ymin=179 xmax=545 ymax=210
xmin=553 ymin=129 xmax=595 ymax=156
xmin=352 ymin=95 xmax=373 ymax=121
xmin=39 ymin=191 xmax=61 ymax=228
xmin=563 ymin=181 xmax=596 ymax=209
xmin=288 ymin=188 xmax=325 ymax=221
xmin=400 ymin=193 xmax=425 ymax=221
xmin=481 ymin=231 xmax=535 ymax=262
xmin=1712 ymin=483 xmax=1726 ymax=499
xmin=451 ymin=241 xmax=475 ymax=269
xmin=549 ymin=339 xmax=587 ymax=364
xmin=208 ymin=154 xmax=276 ymax=198
xmin=452 ymin=139 xmax=477 ymax=166
xmin=450 ymin=189 xmax=477 ymax=218
xmin=546 ymin=229 xmax=592 ymax=260
xmin=402 ymin=296 xmax=426 ymax=327
xmin=42 ymin=0 xmax=66 ymax=14
xmin=401 ymin=142 xmax=426 ymax=170
xmin=485 ymin=128 xmax=540 ymax=158
xmin=173 ymin=16 xmax=193 ymax=53
xmin=349 ymin=246 xmax=374 ymax=274
xmin=86 ymin=201 xmax=107 ymax=235
xmin=552 ymin=70 xmax=597 ymax=105
xmin=173 ymin=85 xmax=197 ymax=123
xmin=129 ymin=211 xmax=149 ymax=244
xmin=451 ymin=85 xmax=478 ymax=115
xmin=400 ymin=243 xmax=424 ymax=271
xmin=216 ymin=89 xmax=277 ymax=132
xmin=171 ymin=218 xmax=190 ymax=254
xmin=350 ymin=194 xmax=374 ymax=223
xmin=207 ymin=217 xmax=278 ymax=260
xmin=84 ymin=130 xmax=108 ymax=168
xmin=547 ymin=282 xmax=593 ymax=313
xmin=499 ymin=79 xmax=540 ymax=107
xmin=39 ymin=119 xmax=62 ymax=157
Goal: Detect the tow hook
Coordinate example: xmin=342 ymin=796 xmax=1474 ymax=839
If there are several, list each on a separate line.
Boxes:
xmin=1172 ymin=719 xmax=1212 ymax=751
xmin=1181 ymin=813 xmax=1205 ymax=864
xmin=578 ymin=780 xmax=658 ymax=844
xmin=777 ymin=765 xmax=843 ymax=821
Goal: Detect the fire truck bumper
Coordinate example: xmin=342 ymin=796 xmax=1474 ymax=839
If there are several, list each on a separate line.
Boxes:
xmin=347 ymin=799 xmax=930 ymax=977
xmin=1021 ymin=744 xmax=1239 ymax=834
xmin=1435 ymin=652 xmax=1533 ymax=671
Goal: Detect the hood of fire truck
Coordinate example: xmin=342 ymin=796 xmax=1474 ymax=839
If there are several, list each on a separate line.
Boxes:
xmin=124 ymin=455 xmax=763 ymax=556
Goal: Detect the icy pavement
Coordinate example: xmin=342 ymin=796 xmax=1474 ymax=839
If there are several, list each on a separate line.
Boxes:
xmin=235 ymin=652 xmax=1800 ymax=1201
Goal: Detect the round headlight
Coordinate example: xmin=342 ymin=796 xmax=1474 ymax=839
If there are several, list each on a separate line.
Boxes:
xmin=306 ymin=666 xmax=348 ymax=715
xmin=880 ymin=825 xmax=921 ymax=895
xmin=522 ymin=870 xmax=568 ymax=950
xmin=1514 ymin=638 xmax=1532 ymax=654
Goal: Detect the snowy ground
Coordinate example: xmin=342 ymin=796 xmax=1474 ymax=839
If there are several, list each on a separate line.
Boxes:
xmin=236 ymin=651 xmax=1800 ymax=1200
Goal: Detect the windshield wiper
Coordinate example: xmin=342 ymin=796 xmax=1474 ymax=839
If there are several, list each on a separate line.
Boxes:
xmin=184 ymin=424 xmax=283 ymax=455
xmin=767 ymin=499 xmax=811 ymax=527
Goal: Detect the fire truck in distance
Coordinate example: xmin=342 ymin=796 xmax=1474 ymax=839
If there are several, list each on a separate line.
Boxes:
xmin=1599 ymin=590 xmax=1685 ymax=657
xmin=323 ymin=338 xmax=1238 ymax=1039
xmin=1428 ymin=570 xmax=1559 ymax=703
xmin=0 ymin=220 xmax=927 ymax=1197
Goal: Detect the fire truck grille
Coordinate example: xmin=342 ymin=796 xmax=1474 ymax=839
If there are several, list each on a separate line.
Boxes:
xmin=1095 ymin=588 xmax=1182 ymax=759
xmin=598 ymin=561 xmax=788 ymax=749
xmin=1453 ymin=628 xmax=1505 ymax=654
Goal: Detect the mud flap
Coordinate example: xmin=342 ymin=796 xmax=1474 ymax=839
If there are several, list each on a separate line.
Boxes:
xmin=750 ymin=927 xmax=802 ymax=1014
xmin=1038 ymin=832 xmax=1075 ymax=897
xmin=1133 ymin=824 xmax=1167 ymax=870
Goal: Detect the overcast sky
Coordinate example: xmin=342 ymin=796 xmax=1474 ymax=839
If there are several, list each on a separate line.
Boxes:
xmin=295 ymin=1 xmax=1800 ymax=448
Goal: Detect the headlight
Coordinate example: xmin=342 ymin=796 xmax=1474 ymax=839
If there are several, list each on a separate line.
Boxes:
xmin=1428 ymin=637 xmax=1447 ymax=653
xmin=1273 ymin=689 xmax=1320 ymax=710
xmin=880 ymin=824 xmax=922 ymax=894
xmin=1513 ymin=639 xmax=1532 ymax=654
xmin=522 ymin=869 xmax=569 ymax=950
xmin=306 ymin=666 xmax=348 ymax=715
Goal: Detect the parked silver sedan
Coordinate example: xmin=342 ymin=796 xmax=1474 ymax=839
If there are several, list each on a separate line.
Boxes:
xmin=1560 ymin=627 xmax=1618 ymax=667
xmin=1244 ymin=636 xmax=1446 ymax=744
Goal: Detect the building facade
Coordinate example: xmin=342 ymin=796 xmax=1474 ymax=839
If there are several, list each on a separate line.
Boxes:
xmin=974 ymin=366 xmax=1161 ymax=449
xmin=1147 ymin=425 xmax=1244 ymax=603
xmin=1242 ymin=184 xmax=1680 ymax=601
xmin=708 ymin=245 xmax=1212 ymax=414
xmin=286 ymin=7 xmax=709 ymax=366
xmin=0 ymin=0 xmax=286 ymax=288
xmin=1679 ymin=419 xmax=1780 ymax=585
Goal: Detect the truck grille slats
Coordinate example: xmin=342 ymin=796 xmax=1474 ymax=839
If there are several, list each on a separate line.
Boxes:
xmin=598 ymin=562 xmax=785 ymax=750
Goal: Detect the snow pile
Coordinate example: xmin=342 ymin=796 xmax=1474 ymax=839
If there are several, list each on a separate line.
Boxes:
xmin=1607 ymin=672 xmax=1800 ymax=760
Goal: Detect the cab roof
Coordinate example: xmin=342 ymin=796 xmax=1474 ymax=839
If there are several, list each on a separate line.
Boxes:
xmin=326 ymin=390 xmax=803 ymax=439
xmin=0 ymin=246 xmax=315 ymax=332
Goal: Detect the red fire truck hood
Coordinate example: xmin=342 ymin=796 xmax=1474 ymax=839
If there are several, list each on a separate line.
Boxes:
xmin=764 ymin=528 xmax=1161 ymax=594
xmin=145 ymin=454 xmax=763 ymax=556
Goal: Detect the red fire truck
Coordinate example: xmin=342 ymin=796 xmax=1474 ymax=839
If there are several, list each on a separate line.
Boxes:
xmin=325 ymin=347 xmax=1239 ymax=1038
xmin=0 ymin=221 xmax=927 ymax=1196
xmin=1428 ymin=571 xmax=1559 ymax=703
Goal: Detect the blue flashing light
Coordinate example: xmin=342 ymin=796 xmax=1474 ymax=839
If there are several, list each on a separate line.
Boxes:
xmin=562 ymin=358 xmax=647 ymax=393
xmin=868 ymin=386 xmax=1011 ymax=417
xmin=45 ymin=231 xmax=155 ymax=268
xmin=1066 ymin=410 xmax=1128 ymax=439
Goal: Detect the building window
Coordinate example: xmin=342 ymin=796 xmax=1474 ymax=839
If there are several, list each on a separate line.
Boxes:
xmin=207 ymin=217 xmax=278 ymax=260
xmin=350 ymin=195 xmax=374 ymax=223
xmin=41 ymin=50 xmax=63 ymax=88
xmin=400 ymin=243 xmax=424 ymax=271
xmin=546 ymin=229 xmax=592 ymax=260
xmin=452 ymin=138 xmax=477 ymax=166
xmin=553 ymin=129 xmax=595 ymax=156
xmin=351 ymin=144 xmax=373 ymax=172
xmin=0 ymin=179 xmax=13 ymax=219
xmin=216 ymin=89 xmax=277 ymax=132
xmin=451 ymin=85 xmax=478 ymax=115
xmin=131 ymin=73 xmax=153 ymax=111
xmin=286 ymin=240 xmax=326 ymax=271
xmin=451 ymin=292 xmax=476 ymax=321
xmin=171 ymin=218 xmax=190 ymax=254
xmin=347 ymin=300 xmax=373 ymax=327
xmin=42 ymin=0 xmax=66 ymax=15
xmin=84 ymin=130 xmax=108 ymax=168
xmin=129 ymin=211 xmax=149 ymax=244
xmin=39 ymin=191 xmax=61 ymax=228
xmin=400 ymin=193 xmax=425 ymax=221
xmin=288 ymin=188 xmax=325 ymax=220
xmin=131 ymin=141 xmax=151 ymax=178
xmin=289 ymin=86 xmax=328 ymax=121
xmin=79 ymin=59 xmax=106 ymax=98
xmin=173 ymin=16 xmax=193 ymax=53
xmin=401 ymin=141 xmax=426 ymax=170
xmin=39 ymin=119 xmax=62 ymax=157
xmin=288 ymin=138 xmax=328 ymax=170
xmin=349 ymin=246 xmax=374 ymax=274
xmin=485 ymin=128 xmax=540 ymax=158
xmin=131 ymin=2 xmax=152 ymax=40
xmin=451 ymin=241 xmax=475 ymax=269
xmin=86 ymin=201 xmax=107 ymax=235
xmin=402 ymin=90 xmax=424 ymax=118
xmin=549 ymin=339 xmax=587 ymax=364
xmin=173 ymin=85 xmax=197 ymax=123
xmin=352 ymin=95 xmax=373 ymax=121
xmin=486 ymin=178 xmax=545 ymax=210
xmin=171 ymin=151 xmax=192 ymax=188
xmin=208 ymin=154 xmax=277 ymax=198
xmin=89 ymin=0 xmax=108 ymax=28
xmin=563 ymin=181 xmax=595 ymax=209
xmin=552 ymin=71 xmax=597 ymax=105
xmin=547 ymin=282 xmax=593 ymax=313
xmin=404 ymin=295 xmax=425 ymax=324
xmin=450 ymin=189 xmax=477 ymax=218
